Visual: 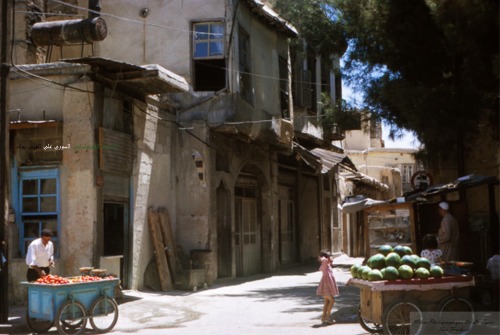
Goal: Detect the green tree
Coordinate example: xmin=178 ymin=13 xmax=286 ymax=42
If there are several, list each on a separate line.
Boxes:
xmin=273 ymin=0 xmax=498 ymax=174
xmin=273 ymin=0 xmax=347 ymax=56
xmin=331 ymin=0 xmax=499 ymax=172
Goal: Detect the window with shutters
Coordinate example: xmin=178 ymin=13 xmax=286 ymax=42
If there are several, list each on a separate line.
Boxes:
xmin=18 ymin=169 xmax=60 ymax=257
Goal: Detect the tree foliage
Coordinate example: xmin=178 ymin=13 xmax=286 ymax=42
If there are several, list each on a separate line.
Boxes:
xmin=332 ymin=0 xmax=499 ymax=163
xmin=273 ymin=0 xmax=347 ymax=57
xmin=272 ymin=0 xmax=499 ymax=170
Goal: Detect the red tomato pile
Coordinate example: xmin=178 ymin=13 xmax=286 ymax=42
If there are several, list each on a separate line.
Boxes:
xmin=35 ymin=274 xmax=70 ymax=285
xmin=70 ymin=275 xmax=104 ymax=283
xmin=34 ymin=274 xmax=116 ymax=285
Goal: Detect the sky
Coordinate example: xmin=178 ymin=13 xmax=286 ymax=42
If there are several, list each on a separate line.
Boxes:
xmin=342 ymin=84 xmax=420 ymax=149
xmin=382 ymin=125 xmax=420 ymax=149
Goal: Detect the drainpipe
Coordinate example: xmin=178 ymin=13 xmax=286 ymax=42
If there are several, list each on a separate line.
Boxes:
xmin=0 ymin=0 xmax=10 ymax=323
xmin=329 ymin=54 xmax=338 ymax=104
xmin=315 ymin=54 xmax=322 ymax=117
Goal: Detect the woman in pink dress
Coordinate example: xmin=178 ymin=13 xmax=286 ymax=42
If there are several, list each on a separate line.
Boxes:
xmin=316 ymin=250 xmax=339 ymax=325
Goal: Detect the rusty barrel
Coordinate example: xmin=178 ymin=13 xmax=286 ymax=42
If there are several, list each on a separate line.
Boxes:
xmin=31 ymin=17 xmax=107 ymax=46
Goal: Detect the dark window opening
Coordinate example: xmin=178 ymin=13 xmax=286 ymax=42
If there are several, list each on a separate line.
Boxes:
xmin=193 ymin=59 xmax=226 ymax=91
xmin=238 ymin=27 xmax=252 ymax=104
xmin=279 ymin=56 xmax=289 ymax=118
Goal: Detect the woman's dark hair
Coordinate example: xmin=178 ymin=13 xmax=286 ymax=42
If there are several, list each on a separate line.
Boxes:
xmin=422 ymin=234 xmax=438 ymax=249
xmin=320 ymin=250 xmax=331 ymax=258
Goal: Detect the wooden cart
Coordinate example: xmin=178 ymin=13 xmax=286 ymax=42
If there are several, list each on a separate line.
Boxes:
xmin=348 ymin=276 xmax=475 ymax=335
xmin=22 ymin=278 xmax=120 ymax=335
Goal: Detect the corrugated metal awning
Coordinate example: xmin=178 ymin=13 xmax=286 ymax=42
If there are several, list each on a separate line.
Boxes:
xmin=293 ymin=143 xmax=357 ymax=174
xmin=63 ymin=57 xmax=189 ymax=97
xmin=310 ymin=148 xmax=357 ymax=173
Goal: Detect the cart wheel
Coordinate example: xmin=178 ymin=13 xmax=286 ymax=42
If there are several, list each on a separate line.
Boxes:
xmin=55 ymin=301 xmax=87 ymax=335
xmin=89 ymin=296 xmax=119 ymax=333
xmin=25 ymin=309 xmax=54 ymax=333
xmin=358 ymin=304 xmax=383 ymax=333
xmin=383 ymin=300 xmax=423 ymax=335
xmin=438 ymin=297 xmax=475 ymax=335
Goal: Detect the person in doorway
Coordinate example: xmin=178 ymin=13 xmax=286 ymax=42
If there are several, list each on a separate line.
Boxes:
xmin=26 ymin=229 xmax=54 ymax=282
xmin=486 ymin=250 xmax=500 ymax=281
xmin=437 ymin=201 xmax=460 ymax=261
xmin=485 ymin=249 xmax=500 ymax=308
xmin=316 ymin=250 xmax=339 ymax=325
xmin=420 ymin=234 xmax=442 ymax=265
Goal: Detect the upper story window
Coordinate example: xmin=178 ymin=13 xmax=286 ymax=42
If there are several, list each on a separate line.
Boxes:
xmin=279 ymin=56 xmax=289 ymax=118
xmin=370 ymin=119 xmax=382 ymax=139
xmin=192 ymin=21 xmax=226 ymax=91
xmin=238 ymin=27 xmax=253 ymax=104
xmin=401 ymin=164 xmax=414 ymax=185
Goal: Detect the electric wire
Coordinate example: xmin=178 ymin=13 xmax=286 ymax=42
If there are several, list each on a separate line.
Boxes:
xmin=9 ymin=0 xmax=356 ymax=146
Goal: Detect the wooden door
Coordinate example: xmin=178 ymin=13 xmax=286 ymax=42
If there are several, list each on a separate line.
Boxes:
xmin=235 ymin=186 xmax=260 ymax=276
xmin=216 ymin=184 xmax=231 ymax=278
xmin=279 ymin=186 xmax=296 ymax=264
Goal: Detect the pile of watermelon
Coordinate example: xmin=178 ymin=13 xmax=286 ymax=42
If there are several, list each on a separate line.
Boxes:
xmin=350 ymin=244 xmax=444 ymax=281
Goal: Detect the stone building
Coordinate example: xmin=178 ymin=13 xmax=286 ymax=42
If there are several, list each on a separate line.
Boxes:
xmin=5 ymin=0 xmax=353 ymax=303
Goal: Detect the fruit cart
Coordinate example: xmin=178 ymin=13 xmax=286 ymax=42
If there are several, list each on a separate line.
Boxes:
xmin=348 ymin=276 xmax=475 ymax=335
xmin=21 ymin=277 xmax=120 ymax=335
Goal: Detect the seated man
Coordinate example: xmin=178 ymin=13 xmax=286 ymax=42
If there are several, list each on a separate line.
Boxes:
xmin=486 ymin=250 xmax=500 ymax=308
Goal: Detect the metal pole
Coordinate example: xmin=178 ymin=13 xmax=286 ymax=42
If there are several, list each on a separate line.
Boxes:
xmin=0 ymin=0 xmax=10 ymax=323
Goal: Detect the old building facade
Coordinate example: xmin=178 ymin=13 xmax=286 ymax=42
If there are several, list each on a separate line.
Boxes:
xmin=5 ymin=0 xmax=353 ymax=304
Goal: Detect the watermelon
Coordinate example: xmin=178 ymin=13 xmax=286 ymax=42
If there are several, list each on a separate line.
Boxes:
xmin=368 ymin=253 xmax=386 ymax=270
xmin=368 ymin=269 xmax=384 ymax=281
xmin=430 ymin=265 xmax=444 ymax=278
xmin=378 ymin=245 xmax=394 ymax=256
xmin=398 ymin=265 xmax=414 ymax=279
xmin=361 ymin=266 xmax=372 ymax=280
xmin=393 ymin=245 xmax=407 ymax=257
xmin=357 ymin=266 xmax=368 ymax=279
xmin=403 ymin=246 xmax=413 ymax=255
xmin=383 ymin=266 xmax=399 ymax=280
xmin=350 ymin=264 xmax=360 ymax=278
xmin=401 ymin=255 xmax=418 ymax=269
xmin=416 ymin=258 xmax=432 ymax=270
xmin=385 ymin=252 xmax=402 ymax=268
xmin=415 ymin=267 xmax=430 ymax=279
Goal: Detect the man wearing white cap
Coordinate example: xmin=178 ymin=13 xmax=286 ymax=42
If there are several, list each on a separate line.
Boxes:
xmin=437 ymin=202 xmax=460 ymax=261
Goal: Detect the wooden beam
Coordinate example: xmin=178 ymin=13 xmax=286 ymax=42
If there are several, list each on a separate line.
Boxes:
xmin=9 ymin=121 xmax=62 ymax=130
xmin=158 ymin=207 xmax=179 ymax=279
xmin=147 ymin=208 xmax=173 ymax=291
